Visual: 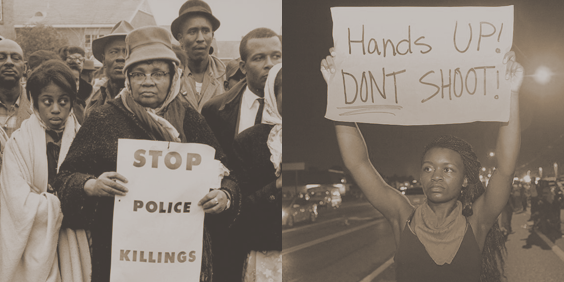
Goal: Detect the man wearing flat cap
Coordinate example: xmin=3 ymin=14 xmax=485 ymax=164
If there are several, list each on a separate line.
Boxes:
xmin=84 ymin=20 xmax=134 ymax=120
xmin=171 ymin=0 xmax=226 ymax=113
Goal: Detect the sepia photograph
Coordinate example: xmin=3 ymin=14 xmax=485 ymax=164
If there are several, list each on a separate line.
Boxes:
xmin=283 ymin=0 xmax=564 ymax=281
xmin=0 ymin=0 xmax=281 ymax=281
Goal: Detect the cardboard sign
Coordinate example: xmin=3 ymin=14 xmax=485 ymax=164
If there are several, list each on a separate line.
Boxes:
xmin=110 ymin=139 xmax=218 ymax=281
xmin=325 ymin=6 xmax=514 ymax=125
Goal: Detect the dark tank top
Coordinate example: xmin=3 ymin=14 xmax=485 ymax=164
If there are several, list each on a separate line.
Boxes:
xmin=395 ymin=217 xmax=481 ymax=282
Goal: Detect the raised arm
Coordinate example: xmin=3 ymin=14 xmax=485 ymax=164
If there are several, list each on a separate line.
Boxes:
xmin=334 ymin=122 xmax=412 ymax=222
xmin=474 ymin=51 xmax=523 ymax=226
xmin=323 ymin=50 xmax=412 ymax=225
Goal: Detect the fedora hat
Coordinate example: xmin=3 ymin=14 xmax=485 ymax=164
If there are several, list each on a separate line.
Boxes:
xmin=92 ymin=20 xmax=134 ymax=63
xmin=124 ymin=26 xmax=180 ymax=72
xmin=170 ymin=0 xmax=220 ymax=40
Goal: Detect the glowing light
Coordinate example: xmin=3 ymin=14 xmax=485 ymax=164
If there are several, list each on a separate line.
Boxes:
xmin=481 ymin=167 xmax=487 ymax=172
xmin=489 ymin=152 xmax=495 ymax=157
xmin=534 ymin=65 xmax=552 ymax=85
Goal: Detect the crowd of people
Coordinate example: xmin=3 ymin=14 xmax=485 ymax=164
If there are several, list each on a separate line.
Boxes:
xmin=0 ymin=0 xmax=282 ymax=282
xmin=500 ymin=179 xmax=563 ymax=246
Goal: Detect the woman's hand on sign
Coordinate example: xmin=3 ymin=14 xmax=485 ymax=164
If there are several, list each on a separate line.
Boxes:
xmin=199 ymin=189 xmax=229 ymax=214
xmin=503 ymin=51 xmax=524 ymax=93
xmin=320 ymin=47 xmax=337 ymax=84
xmin=84 ymin=172 xmax=129 ymax=197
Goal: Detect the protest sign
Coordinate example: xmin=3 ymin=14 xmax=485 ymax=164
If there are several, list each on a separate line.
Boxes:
xmin=110 ymin=139 xmax=218 ymax=281
xmin=325 ymin=6 xmax=514 ymax=125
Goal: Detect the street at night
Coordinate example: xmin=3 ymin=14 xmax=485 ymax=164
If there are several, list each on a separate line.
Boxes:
xmin=283 ymin=199 xmax=564 ymax=282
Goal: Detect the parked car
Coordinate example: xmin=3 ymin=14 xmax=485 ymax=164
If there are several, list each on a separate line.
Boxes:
xmin=282 ymin=195 xmax=318 ymax=228
xmin=307 ymin=187 xmax=332 ymax=208
xmin=404 ymin=187 xmax=425 ymax=207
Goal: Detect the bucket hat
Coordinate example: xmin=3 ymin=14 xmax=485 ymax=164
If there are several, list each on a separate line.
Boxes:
xmin=124 ymin=26 xmax=180 ymax=71
xmin=170 ymin=0 xmax=220 ymax=40
xmin=92 ymin=20 xmax=135 ymax=63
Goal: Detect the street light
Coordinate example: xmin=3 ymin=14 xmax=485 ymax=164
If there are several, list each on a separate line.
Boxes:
xmin=533 ymin=65 xmax=552 ymax=85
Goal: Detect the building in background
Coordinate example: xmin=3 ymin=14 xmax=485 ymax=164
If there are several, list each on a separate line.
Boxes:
xmin=0 ymin=0 xmax=17 ymax=39
xmin=12 ymin=0 xmax=156 ymax=58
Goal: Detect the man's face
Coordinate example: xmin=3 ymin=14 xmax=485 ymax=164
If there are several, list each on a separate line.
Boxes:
xmin=178 ymin=15 xmax=214 ymax=63
xmin=103 ymin=37 xmax=127 ymax=82
xmin=240 ymin=36 xmax=282 ymax=96
xmin=65 ymin=52 xmax=84 ymax=72
xmin=0 ymin=40 xmax=25 ymax=87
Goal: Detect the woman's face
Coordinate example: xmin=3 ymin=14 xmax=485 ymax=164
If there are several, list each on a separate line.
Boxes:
xmin=129 ymin=60 xmax=171 ymax=109
xmin=420 ymin=147 xmax=468 ymax=204
xmin=37 ymin=82 xmax=72 ymax=130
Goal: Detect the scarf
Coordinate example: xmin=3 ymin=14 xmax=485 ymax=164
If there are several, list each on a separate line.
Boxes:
xmin=119 ymin=66 xmax=230 ymax=183
xmin=262 ymin=63 xmax=282 ymax=177
xmin=118 ymin=66 xmax=184 ymax=142
xmin=412 ymin=200 xmax=467 ymax=265
xmin=0 ymin=113 xmax=91 ymax=282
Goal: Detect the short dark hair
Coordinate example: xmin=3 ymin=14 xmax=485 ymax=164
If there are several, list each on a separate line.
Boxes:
xmin=26 ymin=60 xmax=77 ymax=110
xmin=58 ymin=46 xmax=85 ymax=61
xmin=28 ymin=50 xmax=61 ymax=71
xmin=239 ymin=28 xmax=279 ymax=62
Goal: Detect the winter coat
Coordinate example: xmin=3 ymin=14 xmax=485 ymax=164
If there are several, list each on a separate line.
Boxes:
xmin=54 ymin=97 xmax=239 ymax=282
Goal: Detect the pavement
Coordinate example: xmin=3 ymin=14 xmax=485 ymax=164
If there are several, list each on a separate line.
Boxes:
xmin=503 ymin=209 xmax=564 ymax=281
xmin=371 ymin=208 xmax=564 ymax=282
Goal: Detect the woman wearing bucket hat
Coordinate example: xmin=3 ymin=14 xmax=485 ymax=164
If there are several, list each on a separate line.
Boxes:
xmin=54 ymin=26 xmax=239 ymax=282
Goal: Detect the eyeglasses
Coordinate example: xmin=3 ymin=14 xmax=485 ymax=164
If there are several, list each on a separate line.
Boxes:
xmin=66 ymin=55 xmax=84 ymax=63
xmin=129 ymin=71 xmax=170 ymax=82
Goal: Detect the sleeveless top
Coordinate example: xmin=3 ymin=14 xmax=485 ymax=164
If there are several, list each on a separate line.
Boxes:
xmin=395 ymin=214 xmax=481 ymax=282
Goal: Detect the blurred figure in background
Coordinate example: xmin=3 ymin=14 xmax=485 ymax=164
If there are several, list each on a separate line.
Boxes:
xmin=0 ymin=39 xmax=32 ymax=165
xmin=81 ymin=59 xmax=96 ymax=84
xmin=224 ymin=58 xmax=245 ymax=91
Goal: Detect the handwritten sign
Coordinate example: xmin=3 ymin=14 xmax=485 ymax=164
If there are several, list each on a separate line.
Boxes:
xmin=325 ymin=6 xmax=514 ymax=125
xmin=110 ymin=139 xmax=217 ymax=281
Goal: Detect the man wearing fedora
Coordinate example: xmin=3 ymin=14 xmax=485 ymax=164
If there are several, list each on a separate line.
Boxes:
xmin=202 ymin=27 xmax=282 ymax=282
xmin=171 ymin=0 xmax=226 ymax=113
xmin=84 ymin=20 xmax=134 ymax=120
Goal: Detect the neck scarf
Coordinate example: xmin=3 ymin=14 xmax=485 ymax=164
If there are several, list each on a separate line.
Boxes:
xmin=412 ymin=200 xmax=467 ymax=265
xmin=118 ymin=66 xmax=184 ymax=142
xmin=262 ymin=63 xmax=282 ymax=177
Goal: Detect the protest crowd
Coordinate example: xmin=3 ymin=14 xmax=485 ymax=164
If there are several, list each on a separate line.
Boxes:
xmin=0 ymin=0 xmax=282 ymax=281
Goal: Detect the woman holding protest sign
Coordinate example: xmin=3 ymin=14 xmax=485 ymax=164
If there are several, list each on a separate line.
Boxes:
xmin=0 ymin=60 xmax=90 ymax=282
xmin=233 ymin=64 xmax=282 ymax=282
xmin=54 ymin=26 xmax=239 ymax=282
xmin=321 ymin=48 xmax=523 ymax=282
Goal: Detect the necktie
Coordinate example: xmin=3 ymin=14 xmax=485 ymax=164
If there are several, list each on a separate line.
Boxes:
xmin=254 ymin=97 xmax=265 ymax=125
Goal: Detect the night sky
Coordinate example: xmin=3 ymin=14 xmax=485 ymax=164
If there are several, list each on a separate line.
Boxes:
xmin=283 ymin=0 xmax=564 ymax=180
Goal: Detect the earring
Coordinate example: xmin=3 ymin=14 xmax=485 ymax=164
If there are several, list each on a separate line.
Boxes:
xmin=462 ymin=202 xmax=473 ymax=216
